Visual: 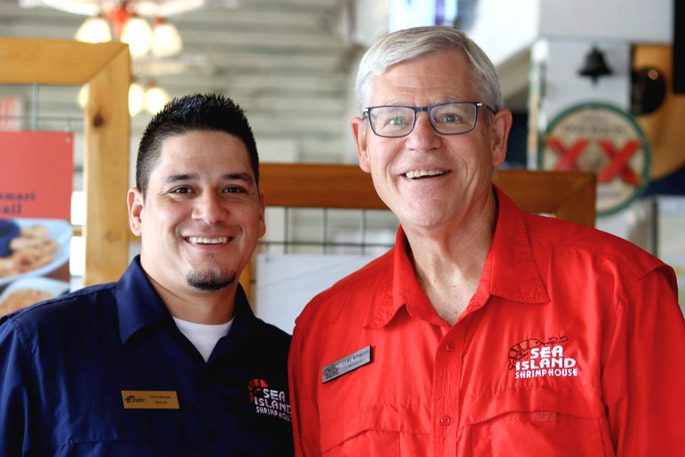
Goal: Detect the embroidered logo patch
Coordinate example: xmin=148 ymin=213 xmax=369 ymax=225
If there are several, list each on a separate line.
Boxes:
xmin=248 ymin=378 xmax=291 ymax=422
xmin=508 ymin=336 xmax=579 ymax=380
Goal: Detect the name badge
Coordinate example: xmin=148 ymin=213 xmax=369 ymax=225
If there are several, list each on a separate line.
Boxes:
xmin=121 ymin=390 xmax=180 ymax=410
xmin=322 ymin=345 xmax=372 ymax=384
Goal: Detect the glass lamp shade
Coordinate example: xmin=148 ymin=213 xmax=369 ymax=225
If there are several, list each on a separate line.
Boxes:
xmin=152 ymin=18 xmax=183 ymax=58
xmin=75 ymin=15 xmax=112 ymax=43
xmin=77 ymin=84 xmax=89 ymax=108
xmin=120 ymin=15 xmax=153 ymax=58
xmin=145 ymin=84 xmax=170 ymax=114
xmin=128 ymin=81 xmax=145 ymax=116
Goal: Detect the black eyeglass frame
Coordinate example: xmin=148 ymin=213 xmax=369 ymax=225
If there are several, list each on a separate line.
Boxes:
xmin=362 ymin=101 xmax=497 ymax=138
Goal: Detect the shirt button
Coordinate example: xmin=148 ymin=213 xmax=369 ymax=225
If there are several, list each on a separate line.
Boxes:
xmin=444 ymin=341 xmax=456 ymax=352
xmin=440 ymin=415 xmax=452 ymax=426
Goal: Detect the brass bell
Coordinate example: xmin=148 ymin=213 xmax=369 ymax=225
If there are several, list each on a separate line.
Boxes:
xmin=578 ymin=46 xmax=613 ymax=84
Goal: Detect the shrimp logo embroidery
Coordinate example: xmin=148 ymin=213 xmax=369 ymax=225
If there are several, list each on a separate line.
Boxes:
xmin=248 ymin=378 xmax=291 ymax=422
xmin=508 ymin=336 xmax=579 ymax=379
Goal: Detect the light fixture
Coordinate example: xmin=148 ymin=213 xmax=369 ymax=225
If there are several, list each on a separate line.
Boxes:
xmin=631 ymin=67 xmax=666 ymax=115
xmin=151 ymin=18 xmax=183 ymax=58
xmin=74 ymin=14 xmax=111 ymax=43
xmin=79 ymin=79 xmax=169 ymax=117
xmin=144 ymin=81 xmax=170 ymax=114
xmin=77 ymin=84 xmax=89 ymax=108
xmin=120 ymin=13 xmax=154 ymax=58
xmin=73 ymin=2 xmax=184 ymax=60
xmin=128 ymin=80 xmax=145 ymax=116
xmin=34 ymin=0 xmax=189 ymax=114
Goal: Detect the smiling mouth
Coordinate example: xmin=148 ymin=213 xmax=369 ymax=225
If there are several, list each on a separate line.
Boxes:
xmin=185 ymin=236 xmax=232 ymax=245
xmin=404 ymin=169 xmax=448 ymax=179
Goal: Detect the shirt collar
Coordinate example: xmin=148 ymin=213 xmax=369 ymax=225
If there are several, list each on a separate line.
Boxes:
xmin=364 ymin=186 xmax=549 ymax=330
xmin=114 ymin=256 xmax=258 ymax=346
xmin=211 ymin=285 xmax=257 ymax=357
xmin=115 ymin=257 xmax=171 ymax=343
xmin=486 ymin=187 xmax=549 ymax=304
xmin=365 ymin=227 xmax=442 ymax=329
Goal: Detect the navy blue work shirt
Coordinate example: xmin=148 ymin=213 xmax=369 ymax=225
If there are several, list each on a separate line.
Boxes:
xmin=0 ymin=256 xmax=293 ymax=456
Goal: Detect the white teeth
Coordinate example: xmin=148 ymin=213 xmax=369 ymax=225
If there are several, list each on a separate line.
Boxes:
xmin=186 ymin=236 xmax=229 ymax=245
xmin=405 ymin=169 xmax=447 ymax=179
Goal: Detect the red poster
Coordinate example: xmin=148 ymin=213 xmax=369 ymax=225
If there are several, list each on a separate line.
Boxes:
xmin=0 ymin=131 xmax=73 ymax=314
xmin=0 ymin=131 xmax=73 ymax=219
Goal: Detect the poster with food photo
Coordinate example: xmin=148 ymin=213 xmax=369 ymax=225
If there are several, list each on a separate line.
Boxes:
xmin=0 ymin=131 xmax=73 ymax=315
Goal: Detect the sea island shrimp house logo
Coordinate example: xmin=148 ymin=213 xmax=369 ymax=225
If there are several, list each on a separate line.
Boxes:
xmin=539 ymin=103 xmax=651 ymax=216
xmin=248 ymin=378 xmax=291 ymax=422
xmin=508 ymin=336 xmax=579 ymax=380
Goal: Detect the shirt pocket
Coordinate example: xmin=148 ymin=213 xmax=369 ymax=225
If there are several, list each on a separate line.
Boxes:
xmin=470 ymin=410 xmax=615 ymax=457
xmin=319 ymin=405 xmax=425 ymax=457
xmin=52 ymin=408 xmax=210 ymax=454
xmin=465 ymin=386 xmax=615 ymax=457
xmin=322 ymin=428 xmax=400 ymax=457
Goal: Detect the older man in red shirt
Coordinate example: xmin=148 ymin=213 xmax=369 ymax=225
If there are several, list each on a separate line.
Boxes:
xmin=288 ymin=26 xmax=685 ymax=457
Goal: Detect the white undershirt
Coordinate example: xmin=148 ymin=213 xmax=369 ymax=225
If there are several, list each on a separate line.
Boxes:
xmin=172 ymin=317 xmax=233 ymax=362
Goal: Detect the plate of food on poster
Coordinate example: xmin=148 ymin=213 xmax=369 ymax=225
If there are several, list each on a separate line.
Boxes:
xmin=0 ymin=276 xmax=70 ymax=316
xmin=0 ymin=218 xmax=71 ymax=292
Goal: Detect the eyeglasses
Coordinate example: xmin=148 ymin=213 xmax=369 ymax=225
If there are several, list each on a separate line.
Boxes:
xmin=362 ymin=101 xmax=495 ymax=138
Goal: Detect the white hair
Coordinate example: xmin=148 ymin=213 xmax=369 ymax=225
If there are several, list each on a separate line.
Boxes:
xmin=354 ymin=26 xmax=503 ymax=112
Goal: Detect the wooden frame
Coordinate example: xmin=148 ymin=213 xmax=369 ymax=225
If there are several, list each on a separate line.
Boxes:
xmin=0 ymin=37 xmax=130 ymax=286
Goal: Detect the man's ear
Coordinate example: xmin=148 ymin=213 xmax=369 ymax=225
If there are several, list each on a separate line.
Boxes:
xmin=489 ymin=109 xmax=513 ymax=166
xmin=351 ymin=116 xmax=371 ymax=173
xmin=127 ymin=188 xmax=144 ymax=237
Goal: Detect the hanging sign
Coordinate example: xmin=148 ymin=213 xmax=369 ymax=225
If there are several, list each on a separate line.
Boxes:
xmin=539 ymin=103 xmax=651 ymax=216
xmin=0 ymin=131 xmax=73 ymax=314
xmin=0 ymin=131 xmax=73 ymax=219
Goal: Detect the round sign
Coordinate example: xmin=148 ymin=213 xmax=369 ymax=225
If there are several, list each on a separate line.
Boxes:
xmin=539 ymin=103 xmax=651 ymax=216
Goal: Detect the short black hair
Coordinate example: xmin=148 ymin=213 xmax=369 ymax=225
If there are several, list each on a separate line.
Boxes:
xmin=136 ymin=93 xmax=259 ymax=196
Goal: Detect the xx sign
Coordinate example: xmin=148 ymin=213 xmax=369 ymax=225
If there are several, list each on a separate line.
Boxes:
xmin=540 ymin=103 xmax=650 ymax=216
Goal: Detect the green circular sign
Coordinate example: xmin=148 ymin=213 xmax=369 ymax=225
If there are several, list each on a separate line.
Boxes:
xmin=539 ymin=102 xmax=651 ymax=216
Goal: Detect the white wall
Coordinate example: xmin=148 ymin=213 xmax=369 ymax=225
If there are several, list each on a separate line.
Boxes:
xmin=467 ymin=0 xmax=541 ymax=66
xmin=538 ymin=0 xmax=673 ymax=43
xmin=469 ymin=0 xmax=672 ymax=68
xmin=536 ymin=39 xmax=632 ymax=129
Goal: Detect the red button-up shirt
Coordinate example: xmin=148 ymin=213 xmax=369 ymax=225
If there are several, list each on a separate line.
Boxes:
xmin=288 ymin=188 xmax=685 ymax=456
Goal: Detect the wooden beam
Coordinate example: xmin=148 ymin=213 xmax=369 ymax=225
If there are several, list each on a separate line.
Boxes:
xmin=82 ymin=46 xmax=131 ymax=285
xmin=258 ymin=163 xmax=596 ymax=226
xmin=128 ymin=164 xmax=595 ymax=242
xmin=260 ymin=162 xmax=386 ymax=209
xmin=493 ymin=169 xmax=596 ymax=227
xmin=0 ymin=37 xmax=128 ymax=86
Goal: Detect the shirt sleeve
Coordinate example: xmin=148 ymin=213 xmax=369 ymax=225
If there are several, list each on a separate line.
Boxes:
xmin=601 ymin=265 xmax=685 ymax=456
xmin=0 ymin=317 xmax=35 ymax=457
xmin=288 ymin=322 xmax=321 ymax=457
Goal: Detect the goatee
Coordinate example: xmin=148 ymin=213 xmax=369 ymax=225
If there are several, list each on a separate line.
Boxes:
xmin=186 ymin=270 xmax=235 ymax=291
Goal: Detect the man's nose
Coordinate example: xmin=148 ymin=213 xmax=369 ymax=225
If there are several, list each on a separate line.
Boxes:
xmin=406 ymin=111 xmax=441 ymax=148
xmin=193 ymin=193 xmax=227 ymax=223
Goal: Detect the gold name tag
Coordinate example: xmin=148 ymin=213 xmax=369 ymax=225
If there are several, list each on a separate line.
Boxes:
xmin=121 ymin=390 xmax=180 ymax=410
